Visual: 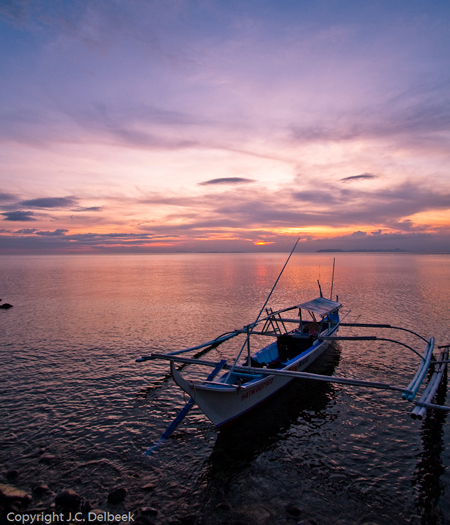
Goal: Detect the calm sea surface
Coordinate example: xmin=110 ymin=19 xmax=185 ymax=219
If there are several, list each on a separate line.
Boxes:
xmin=1 ymin=253 xmax=450 ymax=524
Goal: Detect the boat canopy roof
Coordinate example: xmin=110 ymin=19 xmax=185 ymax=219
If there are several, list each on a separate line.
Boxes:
xmin=298 ymin=297 xmax=342 ymax=317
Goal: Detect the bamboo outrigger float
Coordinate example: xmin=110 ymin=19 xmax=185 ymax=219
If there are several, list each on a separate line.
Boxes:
xmin=136 ymin=242 xmax=449 ymax=455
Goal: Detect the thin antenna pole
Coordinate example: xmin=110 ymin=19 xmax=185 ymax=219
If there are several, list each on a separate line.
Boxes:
xmin=229 ymin=237 xmax=301 ymax=374
xmin=330 ymin=258 xmax=336 ymax=300
xmin=317 ymin=279 xmax=323 ymax=298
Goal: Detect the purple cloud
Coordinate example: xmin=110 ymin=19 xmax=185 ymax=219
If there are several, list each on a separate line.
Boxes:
xmin=1 ymin=211 xmax=37 ymax=221
xmin=16 ymin=228 xmax=38 ymax=234
xmin=199 ymin=177 xmax=255 ymax=186
xmin=0 ymin=192 xmax=16 ymax=202
xmin=20 ymin=197 xmax=77 ymax=208
xmin=74 ymin=206 xmax=103 ymax=212
xmin=35 ymin=229 xmax=69 ymax=236
xmin=340 ymin=173 xmax=377 ymax=183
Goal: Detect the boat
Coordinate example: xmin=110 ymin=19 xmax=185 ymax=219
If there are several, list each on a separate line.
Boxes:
xmin=136 ymin=242 xmax=449 ymax=455
xmin=170 ymin=295 xmax=342 ymax=427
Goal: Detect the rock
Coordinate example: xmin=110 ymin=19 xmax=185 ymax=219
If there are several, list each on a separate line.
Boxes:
xmin=0 ymin=483 xmax=31 ymax=505
xmin=32 ymin=484 xmax=51 ymax=496
xmin=55 ymin=489 xmax=81 ymax=509
xmin=107 ymin=487 xmax=127 ymax=504
xmin=286 ymin=504 xmax=302 ymax=517
xmin=38 ymin=454 xmax=56 ymax=465
xmin=7 ymin=503 xmax=21 ymax=513
xmin=329 ymin=474 xmax=346 ymax=483
xmin=81 ymin=500 xmax=93 ymax=513
xmin=141 ymin=507 xmax=158 ymax=516
xmin=5 ymin=470 xmax=20 ymax=482
xmin=0 ymin=303 xmax=13 ymax=309
xmin=134 ymin=517 xmax=156 ymax=525
xmin=179 ymin=516 xmax=196 ymax=525
xmin=140 ymin=483 xmax=155 ymax=491
xmin=216 ymin=502 xmax=231 ymax=511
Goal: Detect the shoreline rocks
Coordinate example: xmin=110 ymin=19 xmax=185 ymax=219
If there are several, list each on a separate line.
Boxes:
xmin=0 ymin=480 xmax=164 ymax=525
xmin=55 ymin=489 xmax=81 ymax=510
xmin=0 ymin=483 xmax=32 ymax=505
xmin=107 ymin=487 xmax=127 ymax=504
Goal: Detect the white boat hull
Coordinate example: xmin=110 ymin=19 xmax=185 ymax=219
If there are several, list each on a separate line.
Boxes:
xmin=171 ymin=335 xmax=334 ymax=427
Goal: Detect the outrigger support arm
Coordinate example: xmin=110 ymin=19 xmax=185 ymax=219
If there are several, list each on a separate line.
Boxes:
xmin=164 ymin=330 xmax=244 ymax=356
xmin=337 ymin=323 xmax=429 ymax=344
xmin=143 ymin=359 xmax=227 ymax=456
xmin=318 ymin=335 xmax=424 ymax=359
xmin=145 ymin=353 xmax=411 ymax=395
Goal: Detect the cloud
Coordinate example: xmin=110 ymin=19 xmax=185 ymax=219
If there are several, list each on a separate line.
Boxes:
xmin=73 ymin=206 xmax=103 ymax=212
xmin=292 ymin=190 xmax=339 ymax=205
xmin=1 ymin=1 xmax=450 ymax=253
xmin=288 ymin=94 xmax=450 ymax=156
xmin=132 ymin=179 xmax=450 ymax=238
xmin=199 ymin=177 xmax=255 ymax=186
xmin=35 ymin=229 xmax=69 ymax=236
xmin=1 ymin=226 xmax=450 ymax=254
xmin=20 ymin=197 xmax=77 ymax=208
xmin=340 ymin=173 xmax=377 ymax=183
xmin=0 ymin=229 xmax=180 ymax=255
xmin=16 ymin=228 xmax=38 ymax=234
xmin=310 ymin=230 xmax=450 ymax=253
xmin=1 ymin=211 xmax=37 ymax=221
xmin=0 ymin=192 xmax=17 ymax=202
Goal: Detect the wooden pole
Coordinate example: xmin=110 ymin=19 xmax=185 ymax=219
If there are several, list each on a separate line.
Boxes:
xmin=228 ymin=237 xmax=300 ymax=375
xmin=148 ymin=353 xmax=409 ymax=394
xmin=330 ymin=258 xmax=335 ymax=300
xmin=143 ymin=359 xmax=227 ymax=456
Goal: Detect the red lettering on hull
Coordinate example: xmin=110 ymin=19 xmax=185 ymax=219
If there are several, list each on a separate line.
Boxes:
xmin=241 ymin=376 xmax=274 ymax=401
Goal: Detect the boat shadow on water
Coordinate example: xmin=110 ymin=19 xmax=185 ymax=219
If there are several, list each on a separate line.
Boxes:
xmin=205 ymin=342 xmax=342 ymax=480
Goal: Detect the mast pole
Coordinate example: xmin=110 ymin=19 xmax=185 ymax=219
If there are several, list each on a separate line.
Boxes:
xmin=228 ymin=237 xmax=300 ymax=374
xmin=330 ymin=257 xmax=336 ymax=300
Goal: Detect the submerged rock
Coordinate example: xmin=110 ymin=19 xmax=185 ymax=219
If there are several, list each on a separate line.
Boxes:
xmin=55 ymin=489 xmax=81 ymax=509
xmin=81 ymin=500 xmax=93 ymax=513
xmin=38 ymin=454 xmax=56 ymax=465
xmin=32 ymin=484 xmax=52 ymax=497
xmin=286 ymin=504 xmax=302 ymax=517
xmin=216 ymin=502 xmax=231 ymax=511
xmin=5 ymin=470 xmax=20 ymax=482
xmin=0 ymin=483 xmax=31 ymax=505
xmin=134 ymin=517 xmax=157 ymax=525
xmin=179 ymin=515 xmax=196 ymax=525
xmin=141 ymin=507 xmax=158 ymax=516
xmin=107 ymin=487 xmax=127 ymax=504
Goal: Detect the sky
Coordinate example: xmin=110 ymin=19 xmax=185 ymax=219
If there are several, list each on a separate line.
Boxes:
xmin=1 ymin=0 xmax=450 ymax=254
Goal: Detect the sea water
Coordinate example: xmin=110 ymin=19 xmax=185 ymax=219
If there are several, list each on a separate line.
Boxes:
xmin=0 ymin=253 xmax=449 ymax=524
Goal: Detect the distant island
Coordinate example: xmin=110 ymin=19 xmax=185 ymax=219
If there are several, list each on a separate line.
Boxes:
xmin=317 ymin=248 xmax=408 ymax=253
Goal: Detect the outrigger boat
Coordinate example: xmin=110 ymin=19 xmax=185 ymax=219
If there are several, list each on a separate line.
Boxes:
xmin=137 ymin=242 xmax=449 ymax=455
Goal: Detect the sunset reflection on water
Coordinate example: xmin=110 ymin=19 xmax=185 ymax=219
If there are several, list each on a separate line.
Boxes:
xmin=0 ymin=253 xmax=449 ymax=524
